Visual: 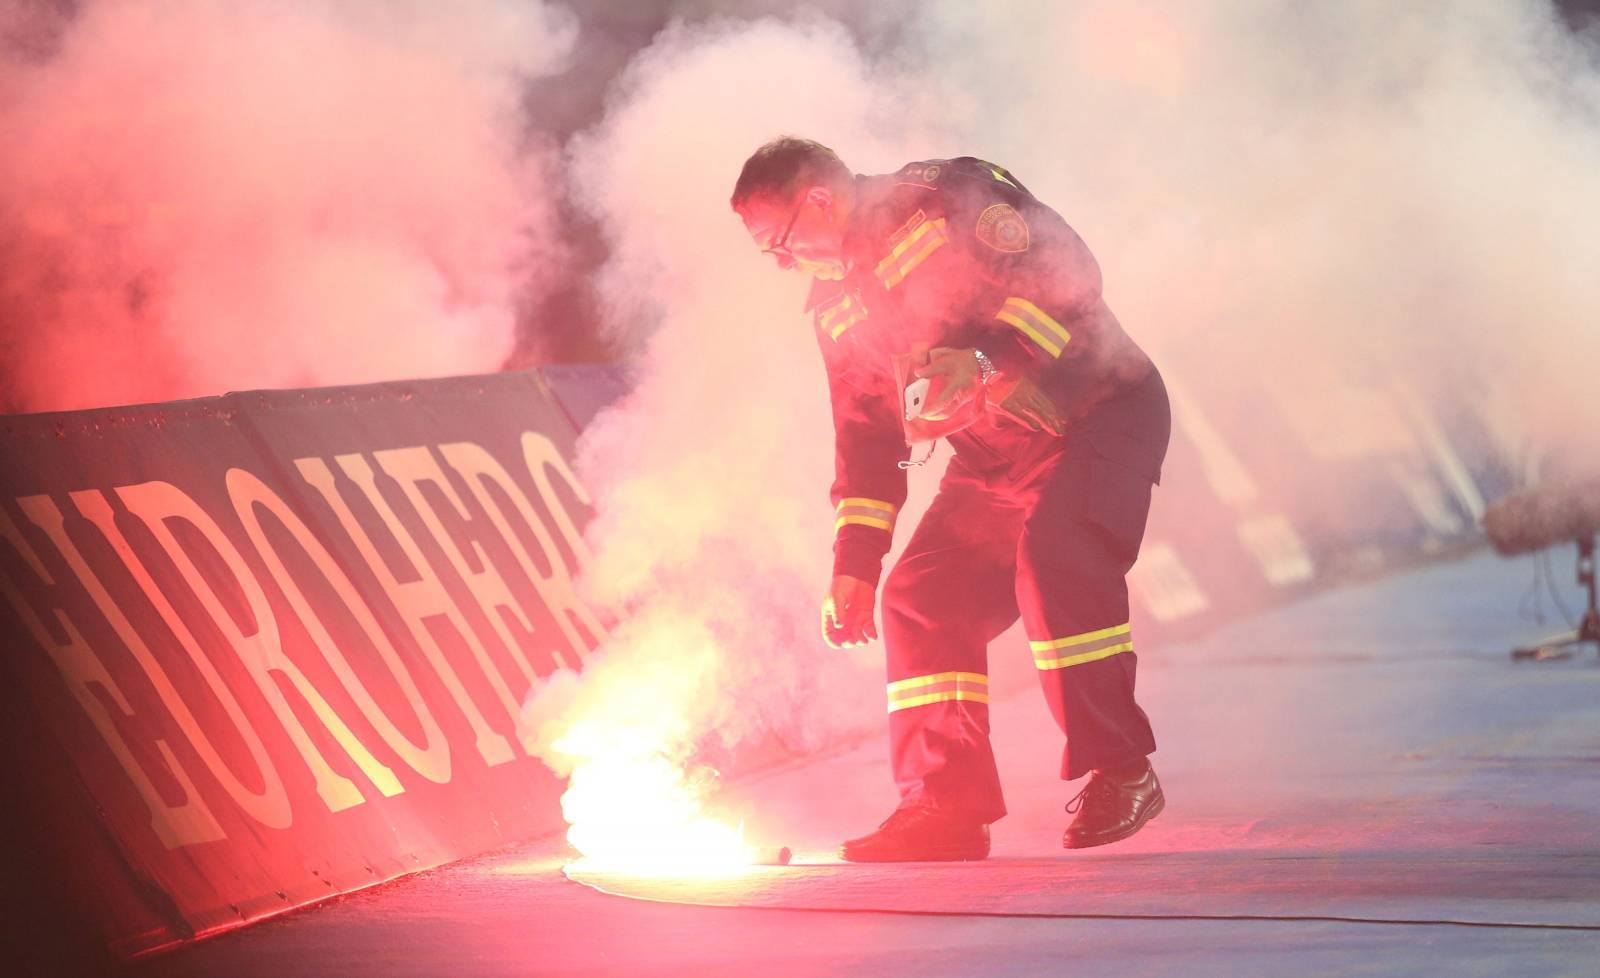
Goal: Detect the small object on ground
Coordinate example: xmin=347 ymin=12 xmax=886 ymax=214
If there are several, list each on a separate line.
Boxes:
xmin=752 ymin=846 xmax=792 ymax=866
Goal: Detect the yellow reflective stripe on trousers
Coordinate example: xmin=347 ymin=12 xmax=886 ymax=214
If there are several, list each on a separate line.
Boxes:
xmin=996 ymin=296 xmax=1071 ymax=358
xmin=875 ymin=218 xmax=950 ymax=290
xmin=886 ymin=671 xmax=989 ymax=713
xmin=835 ymin=497 xmax=898 ymax=532
xmin=1031 ymin=622 xmax=1133 ymax=670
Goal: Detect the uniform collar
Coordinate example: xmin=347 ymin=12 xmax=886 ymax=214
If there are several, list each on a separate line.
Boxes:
xmin=839 ymin=172 xmax=881 ymax=275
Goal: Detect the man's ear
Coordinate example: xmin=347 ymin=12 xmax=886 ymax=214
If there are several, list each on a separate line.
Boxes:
xmin=806 ymin=185 xmax=834 ymax=211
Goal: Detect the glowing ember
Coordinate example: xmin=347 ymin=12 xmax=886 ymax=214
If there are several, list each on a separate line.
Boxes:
xmin=553 ymin=724 xmax=756 ymax=875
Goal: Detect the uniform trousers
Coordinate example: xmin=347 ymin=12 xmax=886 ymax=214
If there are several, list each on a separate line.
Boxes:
xmin=880 ymin=369 xmax=1170 ymax=824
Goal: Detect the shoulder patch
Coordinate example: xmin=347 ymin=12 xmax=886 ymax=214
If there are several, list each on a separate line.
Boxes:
xmin=975 ymin=202 xmax=1029 ymax=253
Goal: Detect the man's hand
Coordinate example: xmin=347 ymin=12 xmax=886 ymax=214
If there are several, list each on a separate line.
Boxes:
xmin=821 ymin=574 xmax=878 ymax=649
xmin=995 ymin=375 xmax=1064 ymax=436
xmin=914 ymin=347 xmax=982 ymax=420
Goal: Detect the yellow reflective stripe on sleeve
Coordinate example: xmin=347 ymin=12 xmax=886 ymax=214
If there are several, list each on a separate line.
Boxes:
xmin=839 ymin=497 xmax=898 ymax=513
xmin=875 ymin=218 xmax=950 ymax=290
xmin=886 ymin=671 xmax=989 ymax=712
xmin=837 ymin=515 xmax=893 ymax=531
xmin=819 ymin=294 xmax=867 ymax=341
xmin=996 ymin=297 xmax=1071 ymax=358
xmin=835 ymin=497 xmax=898 ymax=533
xmin=1031 ymin=622 xmax=1133 ymax=670
xmin=997 ymin=309 xmax=1062 ymax=357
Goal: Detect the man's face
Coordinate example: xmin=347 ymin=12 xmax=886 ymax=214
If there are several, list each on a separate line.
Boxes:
xmin=740 ymin=188 xmax=848 ymax=280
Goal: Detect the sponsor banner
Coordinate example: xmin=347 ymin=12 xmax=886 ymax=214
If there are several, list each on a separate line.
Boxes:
xmin=0 ymin=371 xmax=606 ymax=958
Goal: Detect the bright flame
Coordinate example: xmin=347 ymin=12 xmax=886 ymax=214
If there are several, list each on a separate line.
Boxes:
xmin=520 ymin=610 xmax=765 ymax=875
xmin=554 ymin=724 xmax=756 ymax=875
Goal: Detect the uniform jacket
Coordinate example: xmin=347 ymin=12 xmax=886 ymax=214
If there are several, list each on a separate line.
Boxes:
xmin=811 ymin=157 xmax=1156 ymax=586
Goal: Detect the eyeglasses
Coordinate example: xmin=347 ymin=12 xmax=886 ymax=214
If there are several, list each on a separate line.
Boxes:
xmin=762 ymin=196 xmax=806 ymax=265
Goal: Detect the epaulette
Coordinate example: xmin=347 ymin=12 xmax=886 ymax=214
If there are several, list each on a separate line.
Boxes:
xmin=894 ymin=159 xmax=949 ymax=189
xmin=894 ymin=157 xmax=1031 ymax=196
xmin=955 ymin=157 xmax=1029 ymax=195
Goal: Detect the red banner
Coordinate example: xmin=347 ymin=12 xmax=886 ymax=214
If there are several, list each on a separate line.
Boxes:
xmin=0 ymin=371 xmax=606 ymax=961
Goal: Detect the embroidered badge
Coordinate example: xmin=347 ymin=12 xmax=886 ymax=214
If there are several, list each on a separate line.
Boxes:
xmin=975 ymin=202 xmax=1029 ymax=253
xmin=888 ymin=209 xmax=927 ymax=247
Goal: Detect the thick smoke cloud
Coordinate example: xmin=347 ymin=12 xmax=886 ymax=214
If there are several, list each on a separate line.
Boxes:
xmin=521 ymin=18 xmax=922 ymax=798
xmin=4 ymin=0 xmax=1595 ymax=845
xmin=908 ymin=0 xmax=1600 ymax=470
xmin=0 ymin=0 xmax=576 ymax=412
xmin=522 ymin=0 xmax=1600 ymax=845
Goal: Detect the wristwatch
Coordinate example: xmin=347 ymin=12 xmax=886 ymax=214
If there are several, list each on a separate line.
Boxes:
xmin=973 ymin=348 xmax=998 ymax=387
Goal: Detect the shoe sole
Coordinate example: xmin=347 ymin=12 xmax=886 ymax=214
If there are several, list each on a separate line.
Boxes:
xmin=838 ymin=845 xmax=990 ymax=863
xmin=1062 ymin=791 xmax=1165 ymax=850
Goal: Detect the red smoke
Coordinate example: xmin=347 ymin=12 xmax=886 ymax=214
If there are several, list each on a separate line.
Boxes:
xmin=0 ymin=0 xmax=575 ymax=413
xmin=525 ymin=0 xmax=1600 ymax=856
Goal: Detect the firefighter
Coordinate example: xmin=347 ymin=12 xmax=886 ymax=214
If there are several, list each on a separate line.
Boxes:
xmin=731 ymin=137 xmax=1170 ymax=861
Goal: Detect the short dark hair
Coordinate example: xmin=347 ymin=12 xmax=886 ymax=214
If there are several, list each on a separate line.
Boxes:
xmin=729 ymin=136 xmax=852 ymax=212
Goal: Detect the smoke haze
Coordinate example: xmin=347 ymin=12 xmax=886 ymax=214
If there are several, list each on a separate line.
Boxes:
xmin=0 ymin=0 xmax=575 ymax=412
xmin=523 ymin=0 xmax=1600 ymax=837
xmin=4 ymin=0 xmax=1597 ymax=839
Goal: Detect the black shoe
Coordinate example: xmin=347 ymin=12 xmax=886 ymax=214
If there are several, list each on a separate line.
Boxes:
xmin=1062 ymin=759 xmax=1164 ymax=849
xmin=839 ymin=807 xmax=991 ymax=862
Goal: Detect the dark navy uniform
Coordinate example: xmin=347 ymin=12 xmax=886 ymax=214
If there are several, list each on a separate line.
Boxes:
xmin=811 ymin=157 xmax=1170 ymax=823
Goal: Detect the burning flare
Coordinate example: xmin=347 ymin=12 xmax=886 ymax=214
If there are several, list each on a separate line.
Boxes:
xmin=554 ymin=730 xmax=756 ymax=874
xmin=523 ymin=610 xmax=762 ymax=875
